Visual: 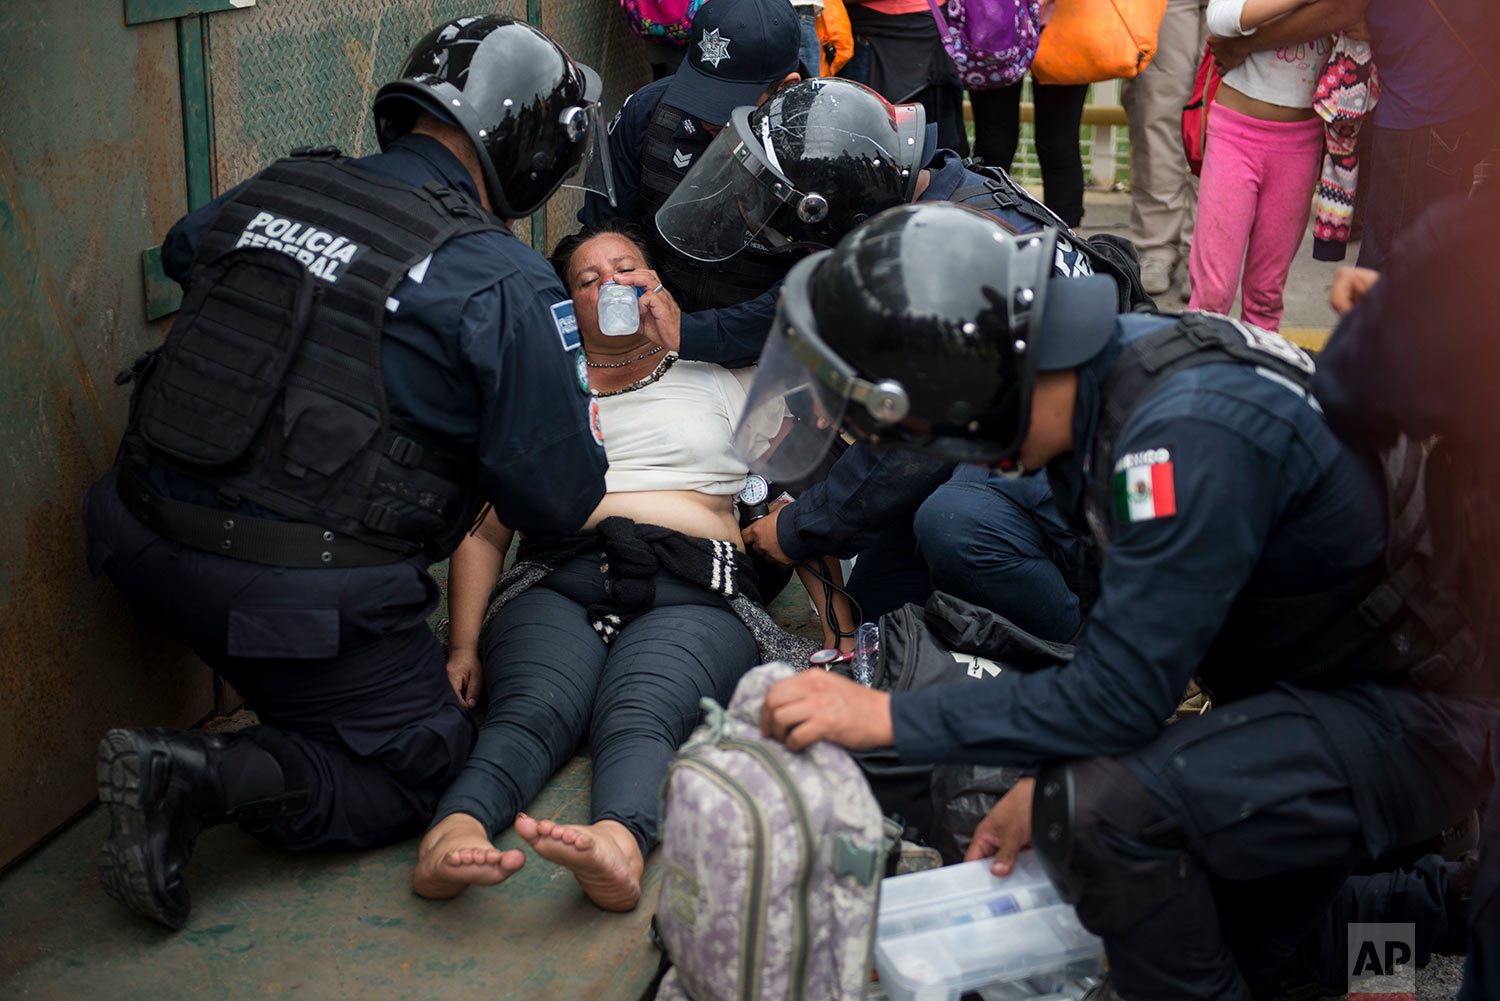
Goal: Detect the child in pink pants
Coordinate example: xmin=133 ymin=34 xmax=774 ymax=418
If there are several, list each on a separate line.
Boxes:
xmin=1189 ymin=0 xmax=1330 ymax=331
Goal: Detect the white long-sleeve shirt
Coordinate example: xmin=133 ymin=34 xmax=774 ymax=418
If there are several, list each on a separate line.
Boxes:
xmin=1207 ymin=0 xmax=1331 ymax=108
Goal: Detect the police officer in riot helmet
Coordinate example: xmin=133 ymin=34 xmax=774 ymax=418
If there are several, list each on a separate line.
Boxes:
xmin=750 ymin=202 xmax=1494 ymax=1000
xmin=373 ymin=17 xmax=614 ymax=218
xmin=86 ymin=16 xmax=612 ymax=929
xmin=662 ymin=76 xmax=1144 ymax=635
xmin=654 ymin=76 xmax=929 ymax=263
xmin=654 ymin=75 xmax=1143 ymax=295
xmin=578 ymin=0 xmax=805 ymax=316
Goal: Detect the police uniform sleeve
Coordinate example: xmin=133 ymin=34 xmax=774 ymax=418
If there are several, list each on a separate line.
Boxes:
xmin=677 ymin=285 xmax=780 ymax=367
xmin=890 ymin=415 xmax=1286 ymax=765
xmin=580 ymin=94 xmax=647 ymax=227
xmin=778 ymin=444 xmax=956 ymax=561
xmin=469 ymin=280 xmax=607 ymax=536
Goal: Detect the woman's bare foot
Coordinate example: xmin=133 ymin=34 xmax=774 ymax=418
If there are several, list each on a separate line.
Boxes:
xmin=412 ymin=813 xmax=525 ymax=899
xmin=514 ymin=813 xmax=643 ymax=911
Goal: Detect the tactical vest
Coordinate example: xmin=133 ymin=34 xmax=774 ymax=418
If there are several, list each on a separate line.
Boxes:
xmin=951 ymin=161 xmax=1155 ymax=313
xmin=119 ymin=150 xmax=504 ymax=564
xmin=1078 ymin=313 xmax=1485 ymax=700
xmin=637 ymin=99 xmax=792 ymax=312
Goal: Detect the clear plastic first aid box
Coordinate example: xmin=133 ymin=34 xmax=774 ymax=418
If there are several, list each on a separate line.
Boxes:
xmin=873 ymin=853 xmax=1106 ymax=1001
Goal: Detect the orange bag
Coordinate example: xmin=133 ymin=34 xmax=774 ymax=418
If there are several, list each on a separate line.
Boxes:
xmin=817 ymin=0 xmax=854 ymax=77
xmin=1030 ymin=0 xmax=1168 ymax=86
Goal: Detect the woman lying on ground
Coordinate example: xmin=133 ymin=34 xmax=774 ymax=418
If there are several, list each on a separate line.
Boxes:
xmin=412 ymin=220 xmax=851 ymax=908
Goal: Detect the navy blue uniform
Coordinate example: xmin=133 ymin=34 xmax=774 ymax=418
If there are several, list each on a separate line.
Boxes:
xmin=891 ymin=313 xmax=1496 ymax=999
xmin=581 ymin=77 xmax=678 ymax=232
xmin=1315 ymin=187 xmax=1500 ymax=1001
xmin=775 ymin=149 xmax=1092 ymax=623
xmin=84 ymin=133 xmax=608 ymax=850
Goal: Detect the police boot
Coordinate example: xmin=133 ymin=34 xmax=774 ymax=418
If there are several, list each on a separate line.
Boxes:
xmin=96 ymin=727 xmax=308 ymax=929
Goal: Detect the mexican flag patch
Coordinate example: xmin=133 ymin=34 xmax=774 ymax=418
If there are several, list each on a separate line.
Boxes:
xmin=1113 ymin=447 xmax=1176 ymax=523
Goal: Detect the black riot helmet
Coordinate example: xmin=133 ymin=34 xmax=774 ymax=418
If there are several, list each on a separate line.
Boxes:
xmin=734 ymin=202 xmax=1118 ymax=478
xmin=373 ymin=16 xmax=614 ymax=218
xmin=655 ymin=78 xmax=926 ymax=262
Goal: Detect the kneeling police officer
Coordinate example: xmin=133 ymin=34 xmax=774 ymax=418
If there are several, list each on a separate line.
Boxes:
xmin=750 ymin=202 xmax=1497 ymax=999
xmin=86 ymin=17 xmax=612 ymax=929
xmin=656 ymin=76 xmax=1145 ymax=630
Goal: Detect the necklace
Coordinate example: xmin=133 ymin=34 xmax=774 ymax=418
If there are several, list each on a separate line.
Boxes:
xmin=586 ymin=343 xmax=666 ymax=369
xmin=593 ymin=353 xmax=678 ymax=398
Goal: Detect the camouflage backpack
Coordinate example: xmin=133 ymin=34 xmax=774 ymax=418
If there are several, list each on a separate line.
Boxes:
xmin=654 ymin=662 xmax=890 ymax=1001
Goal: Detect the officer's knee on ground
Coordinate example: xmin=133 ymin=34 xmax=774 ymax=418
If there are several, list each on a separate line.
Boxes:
xmin=1032 ymin=757 xmax=1200 ymax=939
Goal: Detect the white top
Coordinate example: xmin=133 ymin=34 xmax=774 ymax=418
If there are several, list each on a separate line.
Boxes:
xmin=1206 ymin=0 xmax=1330 ymax=109
xmin=595 ymin=359 xmax=782 ymax=495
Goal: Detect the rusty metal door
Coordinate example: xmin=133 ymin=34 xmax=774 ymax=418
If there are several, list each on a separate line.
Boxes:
xmin=0 ymin=2 xmax=214 ymax=869
xmin=0 ymin=0 xmax=648 ymax=869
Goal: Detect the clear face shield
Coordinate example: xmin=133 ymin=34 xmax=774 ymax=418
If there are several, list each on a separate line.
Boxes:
xmin=561 ymin=65 xmax=617 ymax=208
xmin=654 ymin=108 xmax=799 ymax=262
xmin=656 ymin=100 xmax=926 ymax=262
xmin=733 ymin=255 xmax=912 ymax=482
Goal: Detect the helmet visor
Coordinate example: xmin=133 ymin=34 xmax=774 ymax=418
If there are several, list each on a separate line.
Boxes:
xmin=655 ymin=107 xmax=802 ymax=263
xmin=561 ymin=65 xmax=616 ymax=207
xmin=733 ymin=257 xmax=856 ymax=481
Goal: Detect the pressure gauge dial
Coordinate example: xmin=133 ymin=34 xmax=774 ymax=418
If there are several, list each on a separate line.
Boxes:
xmin=738 ymin=473 xmax=770 ymax=507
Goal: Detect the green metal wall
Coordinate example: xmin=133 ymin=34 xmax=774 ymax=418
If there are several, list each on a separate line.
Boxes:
xmin=0 ymin=0 xmax=649 ymax=868
xmin=0 ymin=3 xmax=215 ymax=870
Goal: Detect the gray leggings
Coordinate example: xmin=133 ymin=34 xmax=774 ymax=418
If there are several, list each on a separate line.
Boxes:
xmin=432 ymin=555 xmax=758 ymax=852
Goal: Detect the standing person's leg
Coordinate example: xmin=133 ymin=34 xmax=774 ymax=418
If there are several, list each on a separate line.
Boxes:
xmin=520 ymin=578 xmax=758 ymax=910
xmin=1188 ymin=105 xmax=1263 ymax=316
xmin=1238 ymin=116 xmax=1324 ymax=332
xmin=1122 ymin=0 xmax=1208 ymax=291
xmin=1031 ymin=81 xmax=1089 ymax=228
xmin=838 ymin=36 xmax=871 ymax=84
xmin=914 ymin=81 xmax=971 ymax=158
xmin=796 ymin=9 xmax=822 ymax=77
xmin=1358 ymin=106 xmax=1495 ymax=271
xmin=414 ymin=562 xmax=611 ymax=898
xmin=969 ymin=82 xmax=1023 ymax=171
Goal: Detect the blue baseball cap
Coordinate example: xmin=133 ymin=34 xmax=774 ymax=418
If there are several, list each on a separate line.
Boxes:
xmin=664 ymin=0 xmax=802 ymax=125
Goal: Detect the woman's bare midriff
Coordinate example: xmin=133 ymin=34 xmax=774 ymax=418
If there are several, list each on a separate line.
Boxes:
xmin=584 ymin=490 xmax=744 ymax=550
xmin=1215 ymin=84 xmax=1317 ymax=123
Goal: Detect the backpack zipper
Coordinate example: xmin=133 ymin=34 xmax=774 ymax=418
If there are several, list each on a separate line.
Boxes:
xmin=673 ymin=754 xmax=771 ymax=1001
xmin=719 ymin=738 xmax=817 ymax=1001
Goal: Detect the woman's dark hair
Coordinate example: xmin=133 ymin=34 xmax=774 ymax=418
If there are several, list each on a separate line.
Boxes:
xmin=548 ymin=218 xmax=658 ymax=292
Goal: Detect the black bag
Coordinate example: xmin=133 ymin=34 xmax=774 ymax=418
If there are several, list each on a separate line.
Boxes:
xmin=929 ymin=762 xmax=1027 ymax=864
xmin=831 ymin=591 xmax=1072 ymax=837
xmin=953 ymin=160 xmax=1157 ymax=313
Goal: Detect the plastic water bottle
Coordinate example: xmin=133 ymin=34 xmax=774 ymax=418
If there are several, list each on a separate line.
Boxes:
xmin=598 ymin=281 xmax=641 ymax=336
xmin=850 ymin=621 xmax=880 ymax=687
